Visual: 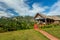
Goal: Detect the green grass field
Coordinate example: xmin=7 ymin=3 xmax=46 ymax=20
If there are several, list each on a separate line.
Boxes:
xmin=0 ymin=29 xmax=48 ymax=40
xmin=42 ymin=25 xmax=60 ymax=39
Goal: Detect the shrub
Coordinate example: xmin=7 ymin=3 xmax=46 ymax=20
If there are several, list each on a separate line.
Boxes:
xmin=0 ymin=16 xmax=34 ymax=32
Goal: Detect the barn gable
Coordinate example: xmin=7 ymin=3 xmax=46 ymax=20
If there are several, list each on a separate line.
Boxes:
xmin=34 ymin=13 xmax=46 ymax=20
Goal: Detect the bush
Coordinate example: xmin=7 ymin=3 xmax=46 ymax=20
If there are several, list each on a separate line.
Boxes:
xmin=40 ymin=24 xmax=53 ymax=29
xmin=41 ymin=24 xmax=60 ymax=29
xmin=0 ymin=16 xmax=34 ymax=32
xmin=0 ymin=27 xmax=5 ymax=33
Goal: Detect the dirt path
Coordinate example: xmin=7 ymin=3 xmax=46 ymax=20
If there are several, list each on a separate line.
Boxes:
xmin=35 ymin=29 xmax=59 ymax=40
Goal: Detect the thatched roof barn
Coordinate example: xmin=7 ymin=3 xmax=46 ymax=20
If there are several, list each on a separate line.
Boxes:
xmin=34 ymin=13 xmax=60 ymax=24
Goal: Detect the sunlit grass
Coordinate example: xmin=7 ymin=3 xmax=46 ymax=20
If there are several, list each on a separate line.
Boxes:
xmin=42 ymin=25 xmax=60 ymax=39
xmin=0 ymin=29 xmax=48 ymax=40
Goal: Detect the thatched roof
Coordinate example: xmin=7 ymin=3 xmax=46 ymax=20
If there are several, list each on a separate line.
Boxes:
xmin=34 ymin=13 xmax=60 ymax=20
xmin=47 ymin=16 xmax=60 ymax=20
xmin=34 ymin=13 xmax=47 ymax=19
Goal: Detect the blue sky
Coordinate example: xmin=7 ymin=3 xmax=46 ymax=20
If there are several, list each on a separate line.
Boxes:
xmin=25 ymin=0 xmax=57 ymax=7
xmin=0 ymin=0 xmax=60 ymax=17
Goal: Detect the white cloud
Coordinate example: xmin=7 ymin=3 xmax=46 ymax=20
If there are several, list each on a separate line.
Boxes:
xmin=0 ymin=0 xmax=30 ymax=16
xmin=0 ymin=0 xmax=49 ymax=17
xmin=0 ymin=11 xmax=14 ymax=17
xmin=47 ymin=0 xmax=60 ymax=15
xmin=27 ymin=3 xmax=49 ymax=16
xmin=0 ymin=0 xmax=60 ymax=17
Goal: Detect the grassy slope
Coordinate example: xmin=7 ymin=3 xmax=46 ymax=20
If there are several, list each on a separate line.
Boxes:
xmin=0 ymin=29 xmax=48 ymax=40
xmin=42 ymin=26 xmax=60 ymax=39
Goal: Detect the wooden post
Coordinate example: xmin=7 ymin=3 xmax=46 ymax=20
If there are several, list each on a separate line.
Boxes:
xmin=49 ymin=20 xmax=50 ymax=24
xmin=45 ymin=18 xmax=47 ymax=25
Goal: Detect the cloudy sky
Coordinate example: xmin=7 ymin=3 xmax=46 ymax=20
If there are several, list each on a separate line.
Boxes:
xmin=0 ymin=0 xmax=60 ymax=17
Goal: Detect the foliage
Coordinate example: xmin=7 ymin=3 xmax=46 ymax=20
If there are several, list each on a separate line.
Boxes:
xmin=39 ymin=24 xmax=60 ymax=29
xmin=0 ymin=16 xmax=34 ymax=32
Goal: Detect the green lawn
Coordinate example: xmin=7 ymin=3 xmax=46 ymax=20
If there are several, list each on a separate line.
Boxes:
xmin=42 ymin=25 xmax=60 ymax=39
xmin=0 ymin=29 xmax=48 ymax=40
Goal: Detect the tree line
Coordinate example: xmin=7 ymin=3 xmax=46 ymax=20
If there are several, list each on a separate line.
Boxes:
xmin=0 ymin=16 xmax=34 ymax=32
